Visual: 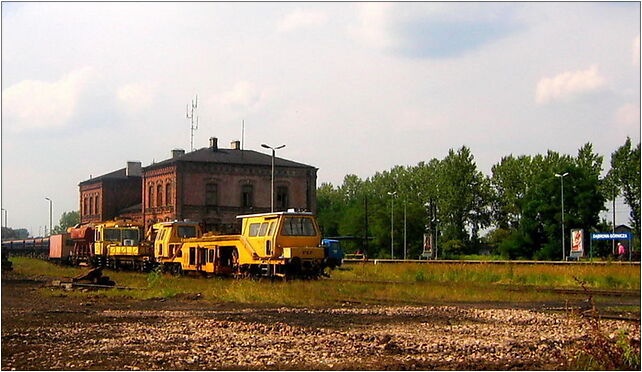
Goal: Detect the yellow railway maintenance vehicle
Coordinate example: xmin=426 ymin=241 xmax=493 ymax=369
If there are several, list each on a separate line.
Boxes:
xmin=153 ymin=211 xmax=326 ymax=278
xmin=69 ymin=220 xmax=153 ymax=271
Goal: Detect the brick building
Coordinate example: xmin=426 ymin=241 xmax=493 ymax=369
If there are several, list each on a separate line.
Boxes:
xmin=79 ymin=138 xmax=317 ymax=233
xmin=79 ymin=162 xmax=142 ymax=224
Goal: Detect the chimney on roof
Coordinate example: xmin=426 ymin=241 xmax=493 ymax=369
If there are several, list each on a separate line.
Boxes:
xmin=172 ymin=149 xmax=185 ymax=159
xmin=126 ymin=161 xmax=142 ymax=177
xmin=230 ymin=140 xmax=241 ymax=150
xmin=209 ymin=137 xmax=218 ymax=151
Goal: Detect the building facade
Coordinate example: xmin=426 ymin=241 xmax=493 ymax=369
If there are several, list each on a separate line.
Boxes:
xmin=78 ymin=163 xmax=142 ymax=224
xmin=79 ymin=138 xmax=317 ymax=233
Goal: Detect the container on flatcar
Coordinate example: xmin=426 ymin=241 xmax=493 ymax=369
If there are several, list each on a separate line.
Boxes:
xmin=49 ymin=234 xmax=73 ymax=261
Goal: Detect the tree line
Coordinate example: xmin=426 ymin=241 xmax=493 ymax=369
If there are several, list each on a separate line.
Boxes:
xmin=316 ymin=138 xmax=640 ymax=260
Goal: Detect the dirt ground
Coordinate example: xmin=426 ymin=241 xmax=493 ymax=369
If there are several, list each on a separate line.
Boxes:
xmin=1 ymin=270 xmax=639 ymax=371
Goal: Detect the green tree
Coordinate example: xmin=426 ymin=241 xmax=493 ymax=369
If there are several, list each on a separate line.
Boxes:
xmin=607 ymin=137 xmax=641 ymax=248
xmin=1 ymin=227 xmax=29 ymax=239
xmin=52 ymin=211 xmax=80 ymax=234
xmin=435 ymin=146 xmax=492 ymax=254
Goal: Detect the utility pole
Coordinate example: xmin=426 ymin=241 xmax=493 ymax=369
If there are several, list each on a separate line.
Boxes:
xmin=364 ymin=194 xmax=369 ymax=256
xmin=612 ymin=186 xmax=616 ymax=256
xmin=388 ymin=191 xmax=397 ymax=259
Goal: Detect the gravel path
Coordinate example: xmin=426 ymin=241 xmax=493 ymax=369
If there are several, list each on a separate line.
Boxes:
xmin=1 ymin=277 xmax=638 ymax=370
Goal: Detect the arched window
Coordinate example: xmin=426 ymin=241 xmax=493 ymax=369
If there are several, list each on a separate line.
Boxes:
xmin=157 ymin=184 xmax=163 ymax=206
xmin=89 ymin=196 xmax=94 ymax=215
xmin=94 ymin=195 xmax=99 ymax=214
xmin=83 ymin=197 xmax=88 ymax=215
xmin=148 ymin=185 xmax=154 ymax=208
xmin=166 ymin=183 xmax=172 ymax=206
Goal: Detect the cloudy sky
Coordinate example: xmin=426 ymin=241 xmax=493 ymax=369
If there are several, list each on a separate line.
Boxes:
xmin=1 ymin=2 xmax=639 ymax=235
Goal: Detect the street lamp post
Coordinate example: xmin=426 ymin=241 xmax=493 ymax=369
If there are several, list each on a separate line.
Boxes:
xmin=261 ymin=143 xmax=286 ymax=212
xmin=403 ymin=202 xmax=407 ymax=260
xmin=387 ymin=191 xmax=397 ymax=259
xmin=45 ymin=197 xmax=52 ymax=237
xmin=555 ymin=173 xmax=568 ymax=260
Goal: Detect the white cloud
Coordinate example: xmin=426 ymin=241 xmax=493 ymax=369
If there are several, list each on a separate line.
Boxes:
xmin=220 ymin=81 xmax=262 ymax=108
xmin=276 ymin=9 xmax=327 ymax=33
xmin=348 ymin=2 xmax=398 ymax=50
xmin=117 ymin=82 xmax=156 ymax=112
xmin=2 ymin=67 xmax=94 ymax=131
xmin=614 ymin=102 xmax=640 ymax=127
xmin=535 ymin=65 xmax=606 ymax=104
xmin=633 ymin=35 xmax=640 ymax=66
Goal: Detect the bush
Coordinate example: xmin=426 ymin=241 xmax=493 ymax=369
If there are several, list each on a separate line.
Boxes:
xmin=442 ymin=239 xmax=466 ymax=257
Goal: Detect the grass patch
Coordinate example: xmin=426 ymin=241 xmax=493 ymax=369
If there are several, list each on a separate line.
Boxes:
xmin=9 ymin=258 xmax=641 ymax=307
xmin=335 ymin=262 xmax=640 ymax=290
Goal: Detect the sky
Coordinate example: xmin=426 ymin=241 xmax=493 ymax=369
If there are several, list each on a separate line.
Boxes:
xmin=1 ymin=2 xmax=640 ymax=236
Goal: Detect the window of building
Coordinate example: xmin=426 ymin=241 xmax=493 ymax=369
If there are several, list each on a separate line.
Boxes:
xmin=241 ymin=184 xmax=253 ymax=208
xmin=95 ymin=196 xmax=99 ymax=215
xmin=205 ymin=183 xmax=218 ymax=206
xmin=89 ymin=196 xmax=94 ymax=215
xmin=83 ymin=197 xmax=88 ymax=215
xmin=148 ymin=185 xmax=154 ymax=208
xmin=276 ymin=186 xmax=289 ymax=210
xmin=166 ymin=183 xmax=172 ymax=206
xmin=157 ymin=184 xmax=163 ymax=206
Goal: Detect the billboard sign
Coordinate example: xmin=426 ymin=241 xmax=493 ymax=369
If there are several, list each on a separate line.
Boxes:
xmin=571 ymin=229 xmax=584 ymax=254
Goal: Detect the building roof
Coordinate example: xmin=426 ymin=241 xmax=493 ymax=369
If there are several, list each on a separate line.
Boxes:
xmin=79 ymin=168 xmax=141 ymax=186
xmin=144 ymin=147 xmax=316 ymax=171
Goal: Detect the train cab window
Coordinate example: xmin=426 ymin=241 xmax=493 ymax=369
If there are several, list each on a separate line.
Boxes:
xmin=258 ymin=222 xmax=269 ymax=236
xmin=267 ymin=222 xmax=275 ymax=236
xmin=104 ymin=229 xmax=121 ymax=241
xmin=176 ymin=248 xmax=182 ymax=257
xmin=209 ymin=249 xmax=215 ymax=263
xmin=282 ymin=217 xmax=317 ymax=236
xmin=122 ymin=229 xmax=139 ymax=245
xmin=248 ymin=223 xmax=261 ymax=236
xmin=177 ymin=226 xmax=197 ymax=238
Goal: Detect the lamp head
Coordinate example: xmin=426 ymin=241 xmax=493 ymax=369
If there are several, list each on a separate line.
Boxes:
xmin=261 ymin=144 xmax=270 ymax=149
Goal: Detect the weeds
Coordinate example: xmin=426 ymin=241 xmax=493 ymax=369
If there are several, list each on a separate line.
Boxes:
xmin=567 ymin=277 xmax=641 ymax=370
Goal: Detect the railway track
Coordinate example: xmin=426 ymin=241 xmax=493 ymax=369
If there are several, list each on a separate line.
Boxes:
xmin=342 ymin=258 xmax=640 ymax=266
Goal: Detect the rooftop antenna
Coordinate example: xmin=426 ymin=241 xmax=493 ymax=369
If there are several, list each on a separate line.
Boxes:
xmin=186 ymin=94 xmax=199 ymax=152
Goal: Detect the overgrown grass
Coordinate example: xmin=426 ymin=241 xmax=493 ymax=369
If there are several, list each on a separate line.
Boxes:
xmin=334 ymin=262 xmax=641 ymax=290
xmin=10 ymin=258 xmax=641 ymax=306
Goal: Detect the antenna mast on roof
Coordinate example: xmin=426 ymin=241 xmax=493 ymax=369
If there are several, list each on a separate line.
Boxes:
xmin=186 ymin=94 xmax=199 ymax=152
